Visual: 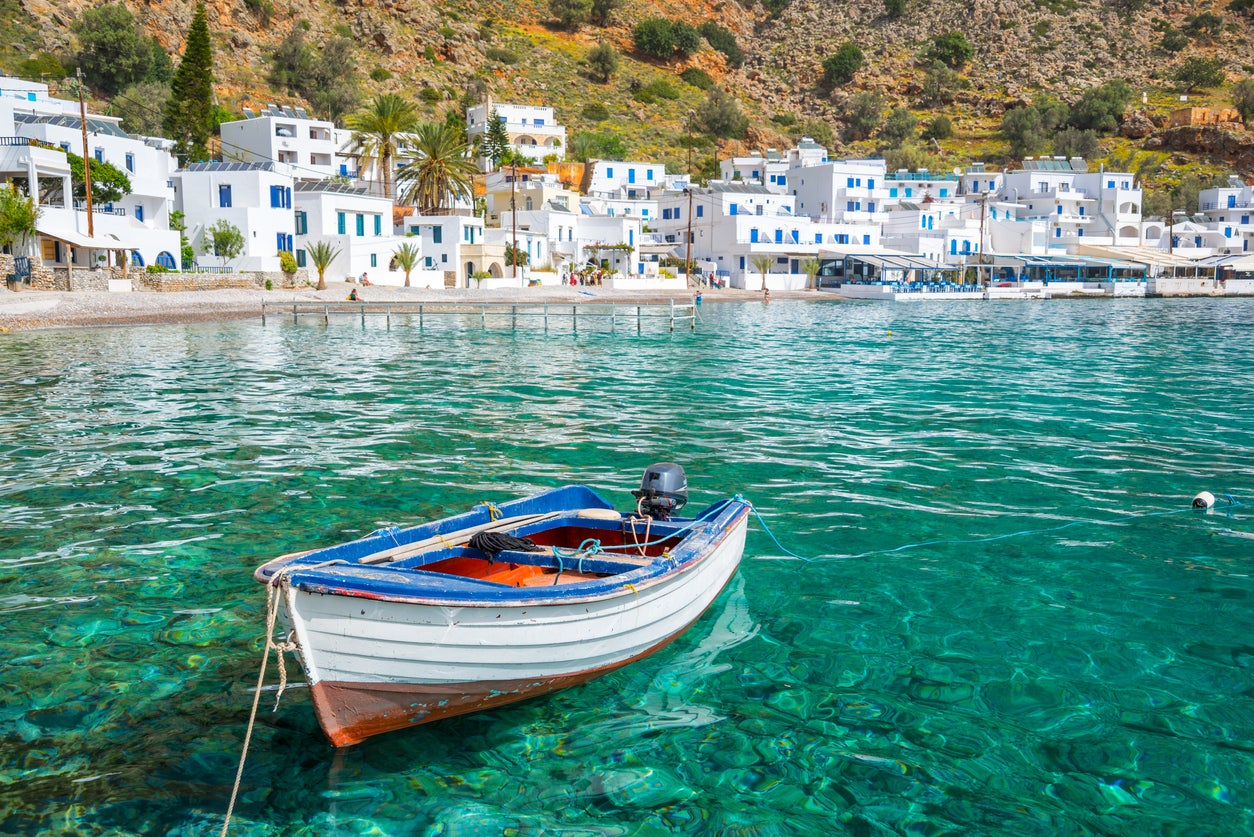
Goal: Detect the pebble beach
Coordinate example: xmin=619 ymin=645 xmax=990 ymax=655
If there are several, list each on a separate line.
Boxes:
xmin=0 ymin=284 xmax=813 ymax=332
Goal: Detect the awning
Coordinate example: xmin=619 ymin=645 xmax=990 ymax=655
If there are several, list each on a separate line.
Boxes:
xmin=35 ymin=222 xmax=133 ymax=250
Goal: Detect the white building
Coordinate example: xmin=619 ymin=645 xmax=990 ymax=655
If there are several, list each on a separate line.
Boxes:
xmin=220 ymin=105 xmax=350 ymax=182
xmin=653 ymin=182 xmax=880 ymax=289
xmin=172 ymin=162 xmax=295 ymax=272
xmin=295 ymin=180 xmax=410 ymax=284
xmin=466 ymin=102 xmax=566 ymax=167
xmin=3 ymin=75 xmax=180 ymax=273
xmin=1198 ymin=179 xmax=1254 ymax=254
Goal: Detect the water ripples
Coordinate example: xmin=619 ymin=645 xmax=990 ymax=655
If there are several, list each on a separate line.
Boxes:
xmin=0 ymin=299 xmax=1252 ymax=834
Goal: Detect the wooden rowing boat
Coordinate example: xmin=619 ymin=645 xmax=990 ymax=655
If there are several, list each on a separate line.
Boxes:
xmin=254 ymin=476 xmax=750 ymax=746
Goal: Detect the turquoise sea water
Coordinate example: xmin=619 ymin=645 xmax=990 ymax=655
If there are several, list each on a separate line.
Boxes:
xmin=1 ymin=298 xmax=1252 ymax=835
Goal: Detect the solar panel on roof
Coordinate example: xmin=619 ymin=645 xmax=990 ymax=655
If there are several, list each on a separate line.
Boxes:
xmin=295 ymin=107 xmax=309 ymax=119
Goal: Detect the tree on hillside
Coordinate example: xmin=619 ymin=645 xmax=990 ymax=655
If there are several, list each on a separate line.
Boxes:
xmin=73 ymin=3 xmax=170 ymax=97
xmin=550 ymin=0 xmax=592 ymax=31
xmin=346 ymin=94 xmax=419 ymax=199
xmin=634 ymin=19 xmax=676 ymax=60
xmin=1053 ymin=127 xmax=1099 ymax=159
xmin=396 ymin=122 xmax=478 ymax=213
xmin=1174 ymin=56 xmax=1228 ymax=91
xmin=919 ymin=61 xmax=965 ymax=106
xmin=590 ymin=0 xmax=620 ymax=25
xmin=880 ymin=107 xmax=918 ymax=146
xmin=163 ymin=2 xmax=214 ymax=164
xmin=1232 ymin=76 xmax=1254 ymax=123
xmin=1068 ymin=80 xmax=1132 ymax=134
xmin=307 ymin=36 xmax=360 ymax=122
xmin=672 ymin=21 xmax=701 ymax=59
xmin=112 ymin=81 xmax=171 ymax=136
xmin=1001 ymin=96 xmax=1069 ymax=158
xmin=821 ymin=43 xmax=863 ymax=87
xmin=699 ymin=23 xmax=743 ymax=68
xmin=842 ymin=91 xmax=885 ymax=141
xmin=925 ymin=31 xmax=973 ymax=69
xmin=696 ymin=87 xmax=749 ymax=139
xmin=269 ymin=27 xmax=359 ymax=123
xmin=884 ymin=0 xmax=907 ymax=18
xmin=586 ymin=42 xmax=619 ymax=83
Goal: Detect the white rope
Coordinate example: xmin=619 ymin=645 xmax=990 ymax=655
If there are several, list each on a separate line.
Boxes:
xmin=220 ymin=574 xmax=287 ymax=836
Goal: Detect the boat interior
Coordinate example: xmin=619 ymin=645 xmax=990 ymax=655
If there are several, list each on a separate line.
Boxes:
xmin=387 ymin=514 xmax=697 ymax=588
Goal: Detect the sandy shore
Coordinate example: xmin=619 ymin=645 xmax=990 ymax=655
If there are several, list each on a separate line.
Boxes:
xmin=0 ymin=283 xmax=830 ymax=332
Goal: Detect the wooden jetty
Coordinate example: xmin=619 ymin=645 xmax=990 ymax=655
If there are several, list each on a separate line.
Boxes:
xmin=260 ymin=300 xmax=698 ymax=332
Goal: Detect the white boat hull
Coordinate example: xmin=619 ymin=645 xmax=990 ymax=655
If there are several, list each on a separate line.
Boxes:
xmin=283 ymin=512 xmax=748 ymax=745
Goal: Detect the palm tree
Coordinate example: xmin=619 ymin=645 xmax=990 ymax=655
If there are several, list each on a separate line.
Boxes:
xmin=751 ymin=254 xmax=774 ymax=291
xmin=306 ymin=240 xmax=341 ymax=290
xmin=345 ymin=93 xmax=419 ymax=199
xmin=801 ymin=257 xmax=821 ymax=291
xmin=392 ymin=240 xmax=420 ymax=287
xmin=395 ymin=121 xmax=479 ymax=214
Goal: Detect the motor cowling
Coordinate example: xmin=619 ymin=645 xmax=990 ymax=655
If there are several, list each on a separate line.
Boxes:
xmin=632 ymin=462 xmax=688 ymax=520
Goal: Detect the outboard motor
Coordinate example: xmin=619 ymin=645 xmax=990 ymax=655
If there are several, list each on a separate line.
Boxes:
xmin=632 ymin=462 xmax=688 ymax=520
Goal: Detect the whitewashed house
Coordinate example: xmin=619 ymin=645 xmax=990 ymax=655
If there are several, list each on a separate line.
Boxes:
xmin=398 ymin=210 xmax=485 ymax=287
xmin=172 ymin=162 xmax=295 ymax=272
xmin=467 ymin=102 xmax=566 ymax=167
xmin=220 ymin=105 xmax=351 ymax=182
xmin=1196 ymin=179 xmax=1252 ymax=254
xmin=3 ymin=75 xmax=180 ymax=275
xmin=294 ymin=180 xmax=411 ymax=285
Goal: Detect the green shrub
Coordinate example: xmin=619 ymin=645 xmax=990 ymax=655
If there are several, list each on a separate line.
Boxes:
xmin=279 ymin=250 xmax=298 ymax=273
xmin=921 ymin=115 xmax=953 ymax=140
xmin=672 ymin=21 xmax=702 ymax=58
xmin=925 ymin=31 xmax=974 ymax=68
xmin=771 ymin=112 xmax=796 ymax=126
xmin=145 ymin=263 xmax=169 ymax=274
xmin=1160 ymin=29 xmax=1189 ymax=52
xmin=879 ymin=106 xmax=918 ymax=145
xmin=1068 ymin=79 xmax=1132 ymax=133
xmin=586 ymin=41 xmax=619 ymax=83
xmin=370 ymin=66 xmax=393 ymax=81
xmin=419 ymin=86 xmax=442 ymax=103
xmin=581 ymin=102 xmax=611 ymax=121
xmin=485 ymin=47 xmax=519 ymax=64
xmin=634 ymin=18 xmax=676 ymax=59
xmin=640 ymin=78 xmax=680 ymax=100
xmin=884 ymin=0 xmax=906 ymax=18
xmin=822 ymin=43 xmax=863 ymax=86
xmin=681 ymin=67 xmax=714 ymax=89
xmin=1174 ymin=55 xmax=1228 ymax=91
xmin=698 ymin=22 xmax=743 ymax=67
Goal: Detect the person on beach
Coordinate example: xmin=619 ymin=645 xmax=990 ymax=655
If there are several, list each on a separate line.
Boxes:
xmin=763 ymin=288 xmax=770 ymax=302
xmin=348 ymin=288 xmax=360 ymax=301
xmin=360 ymin=272 xmax=372 ymax=286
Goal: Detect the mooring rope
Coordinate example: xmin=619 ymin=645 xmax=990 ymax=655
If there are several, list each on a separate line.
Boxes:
xmin=220 ymin=574 xmax=288 ymax=836
xmin=221 ymin=559 xmax=341 ymax=835
xmin=744 ymin=493 xmax=1244 ymax=565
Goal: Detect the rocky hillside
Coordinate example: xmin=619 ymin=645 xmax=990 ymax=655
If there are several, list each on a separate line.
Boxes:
xmin=5 ymin=0 xmax=1254 ymax=181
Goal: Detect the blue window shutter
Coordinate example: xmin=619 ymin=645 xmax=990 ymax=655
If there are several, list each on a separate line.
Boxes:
xmin=135 ymin=205 xmax=144 ymax=222
xmin=277 ymin=232 xmax=285 ymax=251
xmin=774 ymin=229 xmax=782 ymax=244
xmin=337 ymin=212 xmax=346 ymax=234
xmin=374 ymin=215 xmax=381 ymax=236
xmin=219 ymin=185 xmax=232 ymax=208
xmin=356 ymin=214 xmax=365 ymax=236
xmin=862 ymin=234 xmax=869 ymax=244
xmin=739 ymin=256 xmax=745 ymax=269
xmin=696 ymin=205 xmax=703 ymax=217
xmin=433 ymin=226 xmax=442 ymax=244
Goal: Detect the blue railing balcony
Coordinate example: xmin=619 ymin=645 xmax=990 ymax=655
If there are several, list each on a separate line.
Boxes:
xmin=0 ymin=137 xmax=33 ymax=147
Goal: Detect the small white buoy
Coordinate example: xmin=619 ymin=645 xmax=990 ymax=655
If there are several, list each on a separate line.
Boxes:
xmin=1192 ymin=491 xmax=1216 ymax=509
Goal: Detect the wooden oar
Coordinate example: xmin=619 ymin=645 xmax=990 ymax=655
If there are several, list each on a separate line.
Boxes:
xmin=358 ymin=511 xmax=567 ymax=565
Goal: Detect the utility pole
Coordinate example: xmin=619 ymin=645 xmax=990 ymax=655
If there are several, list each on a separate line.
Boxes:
xmin=684 ymin=188 xmax=693 ymax=286
xmin=76 ymin=67 xmax=94 ymax=238
xmin=510 ymin=165 xmax=517 ymax=280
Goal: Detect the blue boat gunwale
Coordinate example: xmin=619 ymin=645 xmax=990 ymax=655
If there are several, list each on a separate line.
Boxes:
xmin=255 ymin=485 xmax=749 ymax=606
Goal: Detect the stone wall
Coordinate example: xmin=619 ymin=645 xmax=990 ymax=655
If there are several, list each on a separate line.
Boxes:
xmin=134 ymin=268 xmax=310 ymax=292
